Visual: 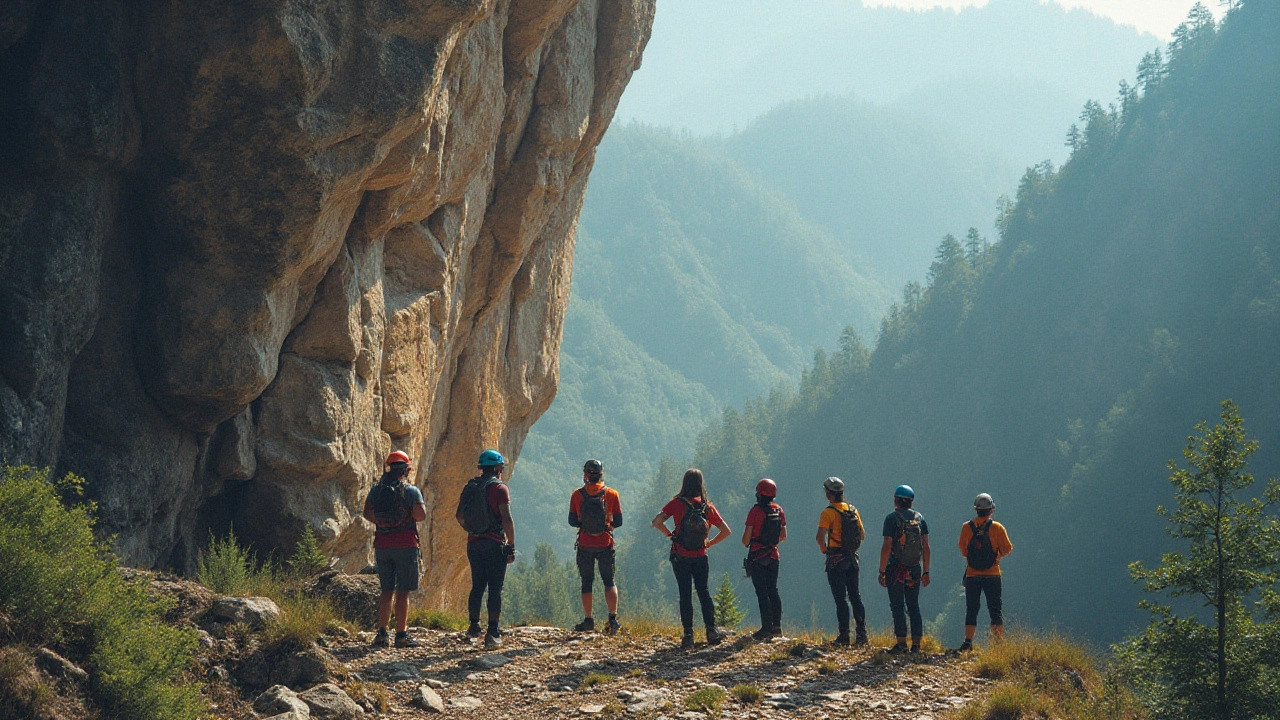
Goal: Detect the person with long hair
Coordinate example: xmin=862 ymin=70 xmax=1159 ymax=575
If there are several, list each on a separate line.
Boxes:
xmin=651 ymin=468 xmax=731 ymax=649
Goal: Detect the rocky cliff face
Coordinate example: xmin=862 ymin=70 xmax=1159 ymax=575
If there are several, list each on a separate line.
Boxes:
xmin=0 ymin=0 xmax=652 ymax=607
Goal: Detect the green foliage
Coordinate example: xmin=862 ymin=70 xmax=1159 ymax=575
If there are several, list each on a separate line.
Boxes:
xmin=685 ymin=685 xmax=725 ymax=714
xmin=712 ymin=573 xmax=746 ymax=629
xmin=730 ymin=683 xmax=762 ymax=704
xmin=0 ymin=466 xmax=203 ymax=720
xmin=407 ymin=607 xmax=469 ymax=632
xmin=502 ymin=543 xmax=581 ymax=627
xmin=1117 ymin=402 xmax=1280 ymax=720
xmin=579 ymin=672 xmax=614 ymax=690
xmin=195 ymin=527 xmax=274 ymax=596
xmin=287 ymin=525 xmax=329 ymax=577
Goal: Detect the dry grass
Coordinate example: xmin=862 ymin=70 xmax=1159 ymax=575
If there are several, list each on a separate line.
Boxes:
xmin=0 ymin=648 xmax=52 ymax=720
xmin=685 ymin=686 xmax=725 ymax=714
xmin=944 ymin=633 xmax=1147 ymax=720
xmin=619 ymin=615 xmax=684 ymax=639
xmin=262 ymin=593 xmax=352 ymax=649
xmin=816 ymin=658 xmax=839 ymax=675
xmin=579 ymin=672 xmax=615 ymax=690
xmin=343 ymin=681 xmax=390 ymax=712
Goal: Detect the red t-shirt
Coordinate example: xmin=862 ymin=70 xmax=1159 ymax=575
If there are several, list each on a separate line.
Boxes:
xmin=467 ymin=479 xmax=510 ymax=544
xmin=745 ymin=503 xmax=786 ymax=560
xmin=662 ymin=496 xmax=723 ymax=558
xmin=570 ymin=482 xmax=623 ymax=549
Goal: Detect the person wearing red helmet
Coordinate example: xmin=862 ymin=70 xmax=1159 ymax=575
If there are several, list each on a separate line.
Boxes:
xmin=742 ymin=478 xmax=787 ymax=640
xmin=362 ymin=451 xmax=427 ymax=648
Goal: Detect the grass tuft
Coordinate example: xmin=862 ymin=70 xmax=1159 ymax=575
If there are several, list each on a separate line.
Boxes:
xmin=579 ymin=672 xmax=615 ymax=690
xmin=0 ymin=647 xmax=52 ymax=720
xmin=816 ymin=658 xmax=838 ymax=675
xmin=343 ymin=681 xmax=389 ymax=712
xmin=731 ymin=683 xmax=762 ymax=704
xmin=407 ymin=607 xmax=469 ymax=632
xmin=685 ymin=686 xmax=725 ymax=714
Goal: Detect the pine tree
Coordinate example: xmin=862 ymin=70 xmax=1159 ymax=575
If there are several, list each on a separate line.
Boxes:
xmin=713 ymin=573 xmax=746 ymax=629
xmin=1119 ymin=401 xmax=1280 ymax=720
xmin=287 ymin=524 xmax=329 ymax=576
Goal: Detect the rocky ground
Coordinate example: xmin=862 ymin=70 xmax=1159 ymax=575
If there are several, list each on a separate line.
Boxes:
xmin=216 ymin=624 xmax=984 ymax=720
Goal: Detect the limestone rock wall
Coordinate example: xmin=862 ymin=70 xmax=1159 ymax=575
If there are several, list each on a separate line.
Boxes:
xmin=0 ymin=0 xmax=652 ymax=607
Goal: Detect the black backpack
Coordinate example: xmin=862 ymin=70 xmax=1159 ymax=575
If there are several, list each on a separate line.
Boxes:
xmin=458 ymin=476 xmax=500 ymax=535
xmin=966 ymin=520 xmax=998 ymax=571
xmin=674 ymin=497 xmax=709 ymax=551
xmin=748 ymin=503 xmax=783 ymax=560
xmin=371 ymin=478 xmax=412 ymax=533
xmin=836 ymin=505 xmax=862 ymax=553
xmin=579 ymin=487 xmax=610 ymax=535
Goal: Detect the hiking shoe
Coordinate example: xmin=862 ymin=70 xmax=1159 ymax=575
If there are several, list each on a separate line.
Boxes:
xmin=752 ymin=627 xmax=772 ymax=641
xmin=681 ymin=632 xmax=695 ymax=650
xmin=394 ymin=631 xmax=419 ymax=649
xmin=833 ymin=632 xmax=851 ymax=646
xmin=466 ymin=622 xmax=483 ymax=638
xmin=910 ymin=644 xmax=921 ymax=654
xmin=371 ymin=628 xmax=390 ymax=648
xmin=854 ymin=632 xmax=869 ymax=647
xmin=705 ymin=627 xmax=723 ymax=646
xmin=573 ymin=617 xmax=595 ymax=632
xmin=888 ymin=643 xmax=910 ymax=654
xmin=768 ymin=626 xmax=784 ymax=638
xmin=484 ymin=632 xmax=502 ymax=650
xmin=605 ymin=616 xmax=621 ymax=636
xmin=957 ymin=639 xmax=973 ymax=652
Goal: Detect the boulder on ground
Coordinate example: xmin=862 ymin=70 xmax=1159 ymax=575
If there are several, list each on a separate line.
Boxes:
xmin=254 ymin=685 xmax=311 ymax=716
xmin=298 ymin=682 xmax=364 ymax=719
xmin=237 ymin=642 xmax=344 ymax=691
xmin=308 ymin=571 xmax=380 ymax=627
xmin=414 ymin=685 xmax=445 ymax=714
xmin=35 ymin=648 xmax=88 ymax=682
xmin=209 ymin=596 xmax=281 ymax=629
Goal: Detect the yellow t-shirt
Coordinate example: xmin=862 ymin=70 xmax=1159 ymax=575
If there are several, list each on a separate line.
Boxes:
xmin=958 ymin=518 xmax=1013 ymax=577
xmin=818 ymin=503 xmax=865 ymax=550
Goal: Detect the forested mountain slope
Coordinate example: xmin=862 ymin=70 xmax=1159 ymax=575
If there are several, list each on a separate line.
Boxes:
xmin=648 ymin=2 xmax=1280 ymax=642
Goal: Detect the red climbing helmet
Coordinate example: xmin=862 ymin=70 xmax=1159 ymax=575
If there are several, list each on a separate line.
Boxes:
xmin=755 ymin=478 xmax=777 ymax=497
xmin=386 ymin=450 xmax=411 ymax=466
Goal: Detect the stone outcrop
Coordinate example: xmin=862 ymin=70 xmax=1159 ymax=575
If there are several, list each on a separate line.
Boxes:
xmin=0 ymin=0 xmax=653 ymax=606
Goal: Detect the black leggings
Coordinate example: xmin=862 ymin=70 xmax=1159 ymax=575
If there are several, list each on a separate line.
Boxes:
xmin=671 ymin=556 xmax=715 ymax=632
xmin=467 ymin=539 xmax=507 ymax=627
xmin=826 ymin=560 xmax=865 ymax=635
xmin=887 ymin=566 xmax=923 ymax=641
xmin=749 ymin=560 xmax=782 ymax=630
xmin=964 ymin=575 xmax=1004 ymax=626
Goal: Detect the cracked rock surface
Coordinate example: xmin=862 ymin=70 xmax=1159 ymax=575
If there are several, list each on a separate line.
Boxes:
xmin=0 ymin=0 xmax=653 ymax=606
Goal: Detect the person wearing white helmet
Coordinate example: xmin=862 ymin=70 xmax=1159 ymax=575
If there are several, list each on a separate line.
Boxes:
xmin=956 ymin=493 xmax=1013 ymax=652
xmin=816 ymin=477 xmax=868 ymax=646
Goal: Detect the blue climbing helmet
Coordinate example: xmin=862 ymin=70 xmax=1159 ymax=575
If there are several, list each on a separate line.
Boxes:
xmin=894 ymin=484 xmax=915 ymax=500
xmin=478 ymin=449 xmax=506 ymax=467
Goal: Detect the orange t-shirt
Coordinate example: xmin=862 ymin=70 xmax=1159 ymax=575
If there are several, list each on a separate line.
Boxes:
xmin=569 ymin=482 xmax=622 ymax=549
xmin=958 ymin=518 xmax=1013 ymax=577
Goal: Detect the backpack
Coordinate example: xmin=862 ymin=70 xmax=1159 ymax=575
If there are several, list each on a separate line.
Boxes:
xmin=749 ymin=503 xmax=783 ymax=560
xmin=836 ymin=505 xmax=862 ymax=553
xmin=966 ymin=520 xmax=998 ymax=571
xmin=370 ymin=478 xmax=412 ymax=533
xmin=458 ymin=476 xmax=500 ymax=535
xmin=891 ymin=510 xmax=924 ymax=567
xmin=674 ymin=497 xmax=710 ymax=551
xmin=578 ymin=487 xmax=610 ymax=535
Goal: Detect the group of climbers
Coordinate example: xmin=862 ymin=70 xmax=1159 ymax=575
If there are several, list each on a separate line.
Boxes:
xmin=362 ymin=448 xmax=1012 ymax=653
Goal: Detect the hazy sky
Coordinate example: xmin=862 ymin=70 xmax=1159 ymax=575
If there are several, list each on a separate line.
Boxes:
xmin=865 ymin=0 xmax=1222 ymax=37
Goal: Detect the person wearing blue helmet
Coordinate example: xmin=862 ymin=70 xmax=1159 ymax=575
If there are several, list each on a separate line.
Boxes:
xmin=456 ymin=449 xmax=515 ymax=650
xmin=877 ymin=484 xmax=931 ymax=653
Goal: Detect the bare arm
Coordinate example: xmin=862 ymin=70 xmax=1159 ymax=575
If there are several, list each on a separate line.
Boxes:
xmin=921 ymin=534 xmax=931 ymax=586
xmin=779 ymin=526 xmax=787 ymax=543
xmin=411 ymin=502 xmax=427 ymax=522
xmin=742 ymin=525 xmax=753 ymax=548
xmin=652 ymin=512 xmax=672 ymax=538
xmin=706 ymin=520 xmax=731 ymax=548
xmin=816 ymin=526 xmax=829 ymax=554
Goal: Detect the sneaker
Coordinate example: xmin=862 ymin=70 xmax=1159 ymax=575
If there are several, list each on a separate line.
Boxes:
xmin=466 ymin=622 xmax=483 ymax=638
xmin=573 ymin=617 xmax=595 ymax=632
xmin=605 ymin=616 xmax=621 ymax=636
xmin=371 ymin=628 xmax=390 ymax=648
xmin=854 ymin=632 xmax=869 ymax=647
xmin=681 ymin=632 xmax=695 ymax=650
xmin=484 ymin=632 xmax=502 ymax=650
xmin=888 ymin=643 xmax=910 ymax=654
xmin=833 ymin=632 xmax=851 ymax=646
xmin=752 ymin=627 xmax=772 ymax=641
xmin=705 ymin=627 xmax=722 ymax=646
xmin=394 ymin=631 xmax=420 ymax=649
xmin=910 ymin=645 xmax=921 ymax=654
xmin=957 ymin=639 xmax=973 ymax=652
xmin=768 ymin=626 xmax=784 ymax=638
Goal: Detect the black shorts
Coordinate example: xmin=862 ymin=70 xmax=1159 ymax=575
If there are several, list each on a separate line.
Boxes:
xmin=576 ymin=547 xmax=616 ymax=593
xmin=375 ymin=546 xmax=420 ymax=592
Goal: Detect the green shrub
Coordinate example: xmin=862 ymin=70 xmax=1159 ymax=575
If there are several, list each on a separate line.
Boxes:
xmin=0 ymin=465 xmax=203 ymax=720
xmin=730 ymin=683 xmax=762 ymax=704
xmin=685 ymin=685 xmax=725 ymax=713
xmin=579 ymin=672 xmax=614 ymax=690
xmin=407 ymin=607 xmax=469 ymax=631
xmin=712 ymin=573 xmax=745 ymax=629
xmin=287 ymin=525 xmax=329 ymax=577
xmin=195 ymin=527 xmax=275 ymax=596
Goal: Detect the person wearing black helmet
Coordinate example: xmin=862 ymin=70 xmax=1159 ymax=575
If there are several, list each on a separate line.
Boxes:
xmin=878 ymin=484 xmax=930 ymax=653
xmin=742 ymin=478 xmax=787 ymax=640
xmin=816 ymin=477 xmax=868 ymax=646
xmin=568 ymin=459 xmax=623 ymax=635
